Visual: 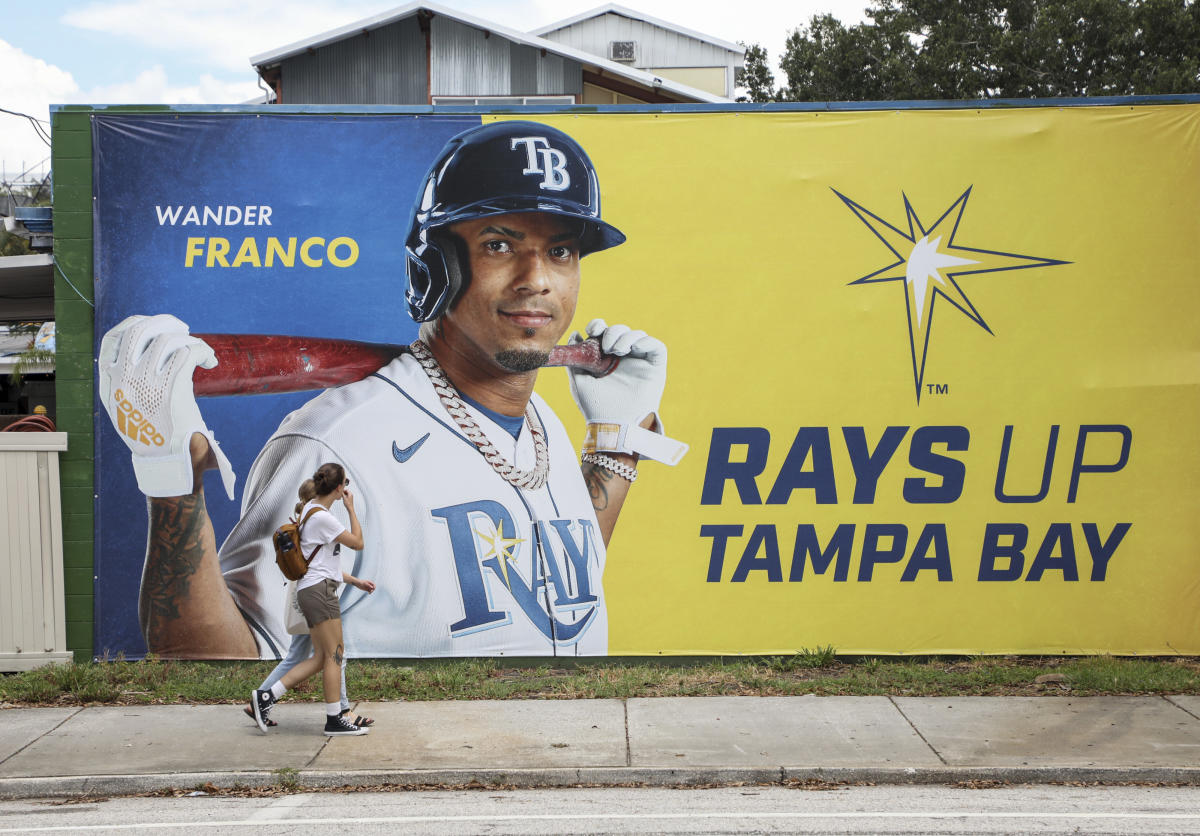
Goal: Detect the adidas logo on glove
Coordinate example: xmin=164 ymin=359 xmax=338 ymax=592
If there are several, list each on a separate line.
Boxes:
xmin=113 ymin=389 xmax=166 ymax=447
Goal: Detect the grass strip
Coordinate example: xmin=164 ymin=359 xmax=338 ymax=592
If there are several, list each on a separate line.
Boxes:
xmin=2 ymin=654 xmax=1198 ymax=706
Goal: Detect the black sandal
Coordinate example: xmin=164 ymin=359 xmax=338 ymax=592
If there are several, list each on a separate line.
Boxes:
xmin=339 ymin=707 xmax=374 ymax=727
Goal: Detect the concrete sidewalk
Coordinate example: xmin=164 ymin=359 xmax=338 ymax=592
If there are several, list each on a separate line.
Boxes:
xmin=2 ymin=695 xmax=1199 ymax=798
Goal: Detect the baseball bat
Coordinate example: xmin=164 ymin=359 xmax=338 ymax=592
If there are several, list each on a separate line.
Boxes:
xmin=191 ymin=334 xmax=617 ymax=397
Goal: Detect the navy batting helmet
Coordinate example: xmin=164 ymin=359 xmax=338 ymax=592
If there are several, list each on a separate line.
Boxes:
xmin=404 ymin=121 xmax=626 ymax=322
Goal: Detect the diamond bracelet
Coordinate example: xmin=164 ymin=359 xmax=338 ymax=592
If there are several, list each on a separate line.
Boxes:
xmin=581 ymin=452 xmax=638 ymax=483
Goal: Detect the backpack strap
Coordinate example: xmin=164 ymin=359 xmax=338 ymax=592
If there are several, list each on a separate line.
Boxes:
xmin=298 ymin=506 xmax=325 ymax=565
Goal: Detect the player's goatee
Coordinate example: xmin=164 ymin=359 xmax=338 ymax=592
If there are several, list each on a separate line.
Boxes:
xmin=495 ymin=349 xmax=550 ymax=372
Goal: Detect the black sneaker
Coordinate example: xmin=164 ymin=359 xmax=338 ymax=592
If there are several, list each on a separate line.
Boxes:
xmin=251 ymin=689 xmax=275 ymax=733
xmin=324 ymin=712 xmax=368 ymax=736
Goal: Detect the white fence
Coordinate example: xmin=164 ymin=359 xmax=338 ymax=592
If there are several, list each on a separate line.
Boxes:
xmin=0 ymin=432 xmax=72 ymax=670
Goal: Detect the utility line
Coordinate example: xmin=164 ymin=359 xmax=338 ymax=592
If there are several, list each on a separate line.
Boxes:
xmin=0 ymin=106 xmax=52 ymax=146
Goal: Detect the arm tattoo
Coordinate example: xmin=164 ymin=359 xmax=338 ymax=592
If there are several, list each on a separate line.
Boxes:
xmin=142 ymin=494 xmax=208 ymax=630
xmin=582 ymin=462 xmax=615 ymax=512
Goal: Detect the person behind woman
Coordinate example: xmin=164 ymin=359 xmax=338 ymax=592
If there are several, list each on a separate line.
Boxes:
xmin=242 ymin=478 xmax=375 ymax=729
xmin=251 ymin=463 xmax=369 ymax=736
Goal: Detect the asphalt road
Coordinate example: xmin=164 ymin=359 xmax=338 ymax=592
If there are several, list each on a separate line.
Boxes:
xmin=3 ymin=785 xmax=1200 ymax=835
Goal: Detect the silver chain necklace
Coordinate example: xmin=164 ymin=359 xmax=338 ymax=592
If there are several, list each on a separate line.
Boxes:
xmin=410 ymin=340 xmax=549 ymax=490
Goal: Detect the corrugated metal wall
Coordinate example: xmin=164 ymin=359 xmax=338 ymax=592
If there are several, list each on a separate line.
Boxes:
xmin=431 ymin=17 xmax=581 ymax=99
xmin=279 ymin=17 xmax=427 ymax=104
xmin=510 ymin=44 xmax=538 ymax=96
xmin=537 ymin=52 xmax=580 ymax=98
xmin=542 ymin=14 xmax=733 ymax=70
xmin=277 ymin=15 xmax=586 ymax=103
xmin=0 ymin=433 xmax=72 ymax=671
xmin=432 ymin=17 xmax=509 ymax=96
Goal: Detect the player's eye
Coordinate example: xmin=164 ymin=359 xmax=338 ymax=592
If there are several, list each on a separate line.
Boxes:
xmin=549 ymin=244 xmax=577 ymax=261
xmin=483 ymin=239 xmax=512 ymax=254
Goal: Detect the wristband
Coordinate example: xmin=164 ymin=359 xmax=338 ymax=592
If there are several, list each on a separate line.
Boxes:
xmin=130 ymin=450 xmax=196 ymax=498
xmin=582 ymin=452 xmax=638 ymax=483
xmin=581 ymin=419 xmax=688 ymax=465
xmin=132 ymin=430 xmax=235 ymax=499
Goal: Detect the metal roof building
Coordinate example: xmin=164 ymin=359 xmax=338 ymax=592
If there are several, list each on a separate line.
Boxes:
xmin=533 ymin=4 xmax=745 ymax=101
xmin=250 ymin=2 xmax=740 ymax=106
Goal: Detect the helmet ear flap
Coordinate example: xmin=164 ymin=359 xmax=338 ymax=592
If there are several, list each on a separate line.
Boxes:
xmin=404 ymin=246 xmax=435 ymax=322
xmin=430 ymin=230 xmax=470 ymax=316
xmin=404 ymin=229 xmax=471 ymax=322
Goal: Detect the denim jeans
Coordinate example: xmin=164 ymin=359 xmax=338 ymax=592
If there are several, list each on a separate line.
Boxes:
xmin=258 ymin=634 xmax=349 ymax=711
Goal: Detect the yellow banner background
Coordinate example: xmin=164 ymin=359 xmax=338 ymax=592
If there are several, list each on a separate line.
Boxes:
xmin=498 ymin=106 xmax=1200 ymax=655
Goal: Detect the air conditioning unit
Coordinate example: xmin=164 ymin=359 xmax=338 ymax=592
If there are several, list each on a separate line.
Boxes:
xmin=608 ymin=40 xmax=636 ymax=62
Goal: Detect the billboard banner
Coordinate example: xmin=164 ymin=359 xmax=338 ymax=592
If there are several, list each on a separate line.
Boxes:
xmin=92 ymin=105 xmax=1200 ymax=658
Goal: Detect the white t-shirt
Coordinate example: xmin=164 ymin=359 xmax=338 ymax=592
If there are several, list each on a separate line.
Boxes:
xmin=296 ymin=499 xmax=347 ymax=590
xmin=219 ymin=352 xmax=608 ymax=659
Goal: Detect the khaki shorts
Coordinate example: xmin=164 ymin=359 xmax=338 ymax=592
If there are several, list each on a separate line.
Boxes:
xmin=297 ymin=579 xmax=341 ymax=628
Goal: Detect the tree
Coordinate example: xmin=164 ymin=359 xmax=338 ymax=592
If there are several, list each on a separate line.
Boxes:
xmin=736 ymin=43 xmax=778 ymax=102
xmin=780 ymin=13 xmax=922 ymax=101
xmin=775 ymin=0 xmax=1200 ymax=101
xmin=1127 ymin=0 xmax=1200 ymax=92
xmin=6 ymin=322 xmax=53 ymax=388
xmin=0 ymin=225 xmax=31 ymax=257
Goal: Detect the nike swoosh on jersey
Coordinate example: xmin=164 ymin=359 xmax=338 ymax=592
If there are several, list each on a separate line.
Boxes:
xmin=392 ymin=432 xmax=431 ymax=463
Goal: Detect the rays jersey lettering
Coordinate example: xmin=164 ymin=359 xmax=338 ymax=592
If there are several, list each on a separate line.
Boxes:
xmin=511 ymin=136 xmax=570 ymax=191
xmin=435 ymin=501 xmax=600 ymax=643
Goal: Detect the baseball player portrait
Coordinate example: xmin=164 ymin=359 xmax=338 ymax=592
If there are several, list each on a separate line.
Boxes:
xmin=97 ymin=120 xmax=687 ymax=659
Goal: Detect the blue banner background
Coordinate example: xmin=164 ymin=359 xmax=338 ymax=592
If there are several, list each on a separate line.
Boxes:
xmin=92 ymin=113 xmax=480 ymax=657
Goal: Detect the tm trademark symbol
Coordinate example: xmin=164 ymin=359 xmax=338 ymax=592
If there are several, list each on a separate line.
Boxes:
xmin=925 ymin=383 xmax=950 ymax=396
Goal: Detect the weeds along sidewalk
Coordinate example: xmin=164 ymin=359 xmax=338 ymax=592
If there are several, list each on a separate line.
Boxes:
xmin=2 ymin=654 xmax=1199 ymax=706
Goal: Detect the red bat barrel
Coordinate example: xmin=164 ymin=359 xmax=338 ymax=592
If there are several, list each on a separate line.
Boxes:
xmin=192 ymin=334 xmax=616 ymax=397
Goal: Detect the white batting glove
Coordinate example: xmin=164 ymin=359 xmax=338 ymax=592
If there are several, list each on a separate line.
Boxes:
xmin=97 ymin=314 xmax=236 ymax=499
xmin=567 ymin=319 xmax=688 ymax=465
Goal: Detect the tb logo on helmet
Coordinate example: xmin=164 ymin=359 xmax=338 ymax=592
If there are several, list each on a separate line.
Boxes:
xmin=510 ymin=136 xmax=570 ymax=192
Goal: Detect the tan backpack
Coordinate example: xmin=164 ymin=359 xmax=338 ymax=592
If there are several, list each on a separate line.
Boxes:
xmin=272 ymin=507 xmax=323 ymax=581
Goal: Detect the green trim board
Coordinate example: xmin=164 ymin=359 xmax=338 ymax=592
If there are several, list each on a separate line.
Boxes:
xmin=50 ymin=109 xmax=94 ymax=662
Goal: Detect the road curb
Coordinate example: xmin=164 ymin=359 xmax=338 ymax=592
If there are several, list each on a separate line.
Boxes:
xmin=2 ymin=766 xmax=1199 ymax=799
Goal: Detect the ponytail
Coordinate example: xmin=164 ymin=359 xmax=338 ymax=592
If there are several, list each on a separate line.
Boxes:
xmin=294 ymin=478 xmax=317 ymax=514
xmin=312 ymin=463 xmax=345 ymax=497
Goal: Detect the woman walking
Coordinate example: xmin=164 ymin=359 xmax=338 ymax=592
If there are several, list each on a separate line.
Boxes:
xmin=251 ymin=463 xmax=369 ymax=736
xmin=243 ymin=479 xmax=375 ymax=730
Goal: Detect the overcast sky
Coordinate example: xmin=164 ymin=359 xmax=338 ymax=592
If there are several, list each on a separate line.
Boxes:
xmin=0 ymin=0 xmax=872 ymax=181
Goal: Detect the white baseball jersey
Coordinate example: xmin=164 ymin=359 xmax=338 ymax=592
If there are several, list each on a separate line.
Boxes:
xmin=219 ymin=352 xmax=608 ymax=658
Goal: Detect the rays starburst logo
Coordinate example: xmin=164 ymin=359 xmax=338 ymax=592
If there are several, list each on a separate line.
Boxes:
xmin=834 ymin=187 xmax=1068 ymax=403
xmin=475 ymin=519 xmax=525 ymax=589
